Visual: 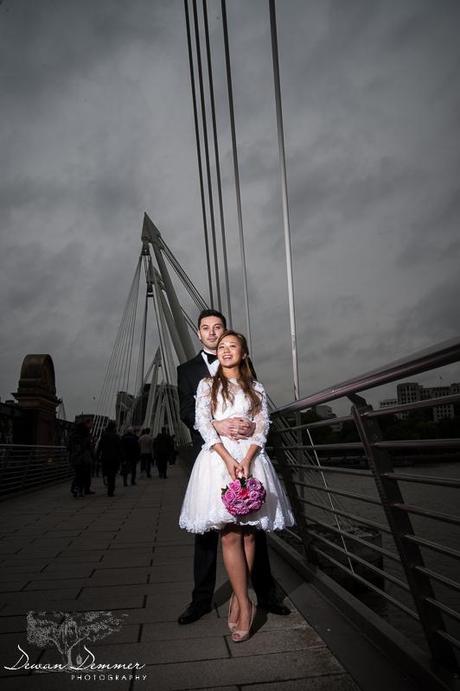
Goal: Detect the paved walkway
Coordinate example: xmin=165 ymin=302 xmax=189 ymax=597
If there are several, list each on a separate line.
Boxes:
xmin=0 ymin=458 xmax=361 ymax=691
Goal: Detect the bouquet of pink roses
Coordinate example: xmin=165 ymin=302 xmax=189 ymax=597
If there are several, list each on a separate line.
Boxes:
xmin=221 ymin=474 xmax=266 ymax=517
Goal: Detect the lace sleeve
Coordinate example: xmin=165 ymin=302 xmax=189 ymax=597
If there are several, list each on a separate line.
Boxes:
xmin=194 ymin=378 xmax=221 ymax=450
xmin=249 ymin=383 xmax=270 ymax=448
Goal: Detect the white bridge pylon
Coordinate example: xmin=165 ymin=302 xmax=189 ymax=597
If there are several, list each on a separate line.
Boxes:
xmin=92 ymin=213 xmax=208 ymax=444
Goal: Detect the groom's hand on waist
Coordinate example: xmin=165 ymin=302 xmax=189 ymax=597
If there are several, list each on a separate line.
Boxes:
xmin=235 ymin=418 xmax=256 ymax=439
xmin=213 ymin=418 xmax=255 ymax=440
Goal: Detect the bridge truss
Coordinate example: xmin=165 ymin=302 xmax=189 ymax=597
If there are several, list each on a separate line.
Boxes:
xmin=91 ymin=213 xmax=206 ymax=444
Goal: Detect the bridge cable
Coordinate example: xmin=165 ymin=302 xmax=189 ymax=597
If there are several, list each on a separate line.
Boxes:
xmin=268 ymin=0 xmax=300 ymax=400
xmin=268 ymin=1 xmax=346 ymax=545
xmin=92 ymin=256 xmax=142 ymax=437
xmin=184 ymin=0 xmax=214 ymax=307
xmin=116 ymin=258 xmax=141 ymax=428
xmin=221 ymin=0 xmax=252 ymax=350
xmin=191 ymin=0 xmax=221 ymax=311
xmin=97 ymin=269 xmax=135 ymax=431
xmin=203 ymin=0 xmax=232 ymax=325
xmin=134 ymin=290 xmax=148 ymax=401
xmin=268 ymin=0 xmax=358 ymax=545
xmin=123 ymin=259 xmax=141 ymax=398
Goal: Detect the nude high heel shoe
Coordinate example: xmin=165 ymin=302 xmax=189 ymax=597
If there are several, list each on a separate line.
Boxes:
xmin=231 ymin=601 xmax=256 ymax=643
xmin=228 ymin=592 xmax=238 ymax=632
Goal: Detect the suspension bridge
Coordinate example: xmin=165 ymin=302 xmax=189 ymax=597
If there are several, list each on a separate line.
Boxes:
xmin=91 ymin=213 xmax=201 ymax=445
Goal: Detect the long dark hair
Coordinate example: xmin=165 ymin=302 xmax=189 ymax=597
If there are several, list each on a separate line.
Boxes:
xmin=210 ymin=330 xmax=261 ymax=416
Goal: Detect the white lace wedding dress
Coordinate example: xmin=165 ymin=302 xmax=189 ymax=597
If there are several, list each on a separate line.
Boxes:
xmin=179 ymin=377 xmax=295 ymax=534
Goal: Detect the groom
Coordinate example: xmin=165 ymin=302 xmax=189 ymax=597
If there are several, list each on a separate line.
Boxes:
xmin=177 ymin=308 xmax=289 ymax=624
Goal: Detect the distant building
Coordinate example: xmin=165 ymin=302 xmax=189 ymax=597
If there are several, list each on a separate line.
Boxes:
xmin=379 ymin=398 xmax=398 ymax=409
xmin=396 ymin=382 xmax=458 ymax=422
xmin=397 ymin=383 xmax=421 ymax=405
xmin=1 ymin=355 xmax=71 ymax=445
xmin=378 ymin=397 xmax=403 ymax=418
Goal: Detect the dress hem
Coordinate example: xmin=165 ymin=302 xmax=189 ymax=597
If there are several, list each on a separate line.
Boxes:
xmin=179 ymin=518 xmax=295 ymax=535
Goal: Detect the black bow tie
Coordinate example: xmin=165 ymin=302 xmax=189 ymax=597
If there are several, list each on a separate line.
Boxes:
xmin=204 ymin=351 xmax=217 ymax=364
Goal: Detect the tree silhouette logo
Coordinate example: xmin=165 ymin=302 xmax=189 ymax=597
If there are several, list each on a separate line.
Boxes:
xmin=26 ymin=610 xmax=127 ymax=669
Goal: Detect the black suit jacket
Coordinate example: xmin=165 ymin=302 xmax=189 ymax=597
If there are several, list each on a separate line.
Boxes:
xmin=177 ymin=352 xmax=210 ymax=447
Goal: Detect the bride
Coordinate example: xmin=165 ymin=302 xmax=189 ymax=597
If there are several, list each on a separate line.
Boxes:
xmin=179 ymin=330 xmax=294 ymax=642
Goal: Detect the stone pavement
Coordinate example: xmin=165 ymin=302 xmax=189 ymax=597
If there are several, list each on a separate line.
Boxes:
xmin=0 ymin=458 xmax=360 ymax=691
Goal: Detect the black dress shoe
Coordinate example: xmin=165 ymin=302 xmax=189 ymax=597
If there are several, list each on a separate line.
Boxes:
xmin=177 ymin=604 xmax=212 ymax=625
xmin=259 ymin=602 xmax=291 ymax=616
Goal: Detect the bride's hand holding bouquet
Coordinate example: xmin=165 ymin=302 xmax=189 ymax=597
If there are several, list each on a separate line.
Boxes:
xmin=224 ymin=455 xmax=240 ymax=481
xmin=240 ymin=457 xmax=252 ymax=479
xmin=221 ymin=467 xmax=266 ymax=517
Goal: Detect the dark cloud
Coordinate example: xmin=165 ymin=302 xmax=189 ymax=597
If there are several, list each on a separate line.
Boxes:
xmin=401 ymin=278 xmax=460 ymax=338
xmin=0 ymin=0 xmax=173 ymax=104
xmin=1 ymin=0 xmax=459 ymax=417
xmin=397 ymin=190 xmax=460 ymax=267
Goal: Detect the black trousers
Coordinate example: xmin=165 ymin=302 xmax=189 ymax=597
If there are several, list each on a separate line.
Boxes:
xmin=156 ymin=457 xmax=168 ymax=478
xmin=82 ymin=464 xmax=92 ymax=493
xmin=121 ymin=460 xmax=137 ymax=485
xmin=106 ymin=472 xmax=116 ymax=496
xmin=140 ymin=453 xmax=152 ymax=477
xmin=71 ymin=466 xmax=85 ymax=496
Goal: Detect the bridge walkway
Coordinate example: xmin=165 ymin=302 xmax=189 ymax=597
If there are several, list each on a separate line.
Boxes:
xmin=0 ymin=457 xmax=418 ymax=691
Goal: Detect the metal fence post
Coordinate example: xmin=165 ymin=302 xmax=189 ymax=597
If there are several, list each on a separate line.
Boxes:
xmin=350 ymin=395 xmax=458 ymax=677
xmin=272 ymin=427 xmax=315 ymax=564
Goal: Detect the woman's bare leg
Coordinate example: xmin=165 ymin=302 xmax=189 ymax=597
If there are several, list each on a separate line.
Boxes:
xmin=243 ymin=528 xmax=256 ymax=575
xmin=221 ymin=526 xmax=251 ymax=630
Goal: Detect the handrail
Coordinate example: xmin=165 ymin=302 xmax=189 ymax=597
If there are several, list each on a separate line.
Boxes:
xmin=269 ymin=336 xmax=460 ymax=684
xmin=0 ymin=444 xmax=67 ymax=449
xmin=0 ymin=444 xmax=72 ymax=497
xmin=273 ymin=392 xmax=460 ymax=432
xmin=275 ymin=337 xmax=460 ymax=414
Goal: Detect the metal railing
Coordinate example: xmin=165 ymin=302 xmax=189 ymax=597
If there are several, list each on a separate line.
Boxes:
xmin=269 ymin=337 xmax=460 ymax=689
xmin=0 ymin=444 xmax=72 ymax=497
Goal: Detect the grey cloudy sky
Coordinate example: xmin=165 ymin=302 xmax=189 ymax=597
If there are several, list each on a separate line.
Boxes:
xmin=1 ymin=0 xmax=459 ymax=419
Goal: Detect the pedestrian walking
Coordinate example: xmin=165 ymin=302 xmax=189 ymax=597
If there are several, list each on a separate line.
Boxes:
xmin=68 ymin=423 xmax=94 ymax=498
xmin=121 ymin=427 xmax=141 ymax=485
xmin=153 ymin=427 xmax=174 ymax=479
xmin=97 ymin=421 xmax=123 ymax=497
xmin=138 ymin=427 xmax=154 ymax=478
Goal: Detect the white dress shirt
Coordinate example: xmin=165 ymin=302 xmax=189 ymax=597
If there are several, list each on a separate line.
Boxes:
xmin=201 ymin=349 xmax=219 ymax=376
